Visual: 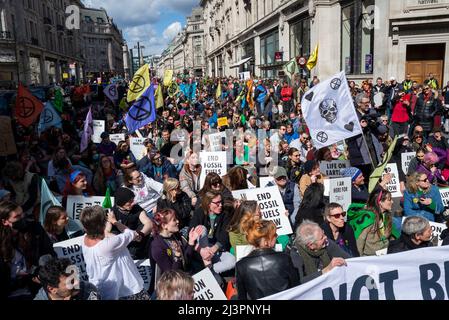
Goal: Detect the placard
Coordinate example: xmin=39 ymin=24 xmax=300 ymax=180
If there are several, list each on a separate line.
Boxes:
xmin=382 ymin=163 xmax=402 ymax=198
xmin=259 ymin=176 xmax=275 ymax=188
xmin=109 ymin=133 xmax=125 ymax=145
xmin=53 ymin=236 xmax=88 ymax=281
xmin=207 ymin=132 xmax=225 ymax=152
xmin=92 ymin=120 xmax=105 ymax=144
xmin=199 ymin=151 xmax=227 ymax=189
xmin=232 ymin=186 xmax=293 ymax=236
xmin=66 ymin=195 xmax=115 ymax=220
xmin=192 ymin=268 xmax=227 ymax=300
xmin=134 ymin=259 xmax=152 ymax=291
xmin=401 ymin=152 xmax=415 ymax=175
xmin=130 ymin=137 xmax=147 ymax=161
xmin=329 ymin=177 xmax=352 ymax=211
xmin=319 ymin=160 xmax=351 ymax=178
xmin=439 ymin=188 xmax=449 ymax=208
xmin=217 ymin=117 xmax=228 ymax=127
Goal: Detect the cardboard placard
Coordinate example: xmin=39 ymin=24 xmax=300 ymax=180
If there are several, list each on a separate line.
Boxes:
xmin=199 ymin=151 xmax=227 ymax=189
xmin=66 ymin=196 xmax=115 ymax=220
xmin=92 ymin=120 xmax=105 ymax=144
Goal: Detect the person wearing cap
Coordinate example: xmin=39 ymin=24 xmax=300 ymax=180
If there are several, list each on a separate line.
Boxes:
xmin=267 ymin=166 xmax=301 ymax=225
xmin=137 ymin=148 xmax=177 ymax=184
xmin=341 ymin=167 xmax=369 ymax=204
xmin=299 ymin=160 xmax=325 ymax=197
xmin=97 ymin=132 xmax=117 ymax=157
xmin=111 ymin=187 xmax=153 ymax=259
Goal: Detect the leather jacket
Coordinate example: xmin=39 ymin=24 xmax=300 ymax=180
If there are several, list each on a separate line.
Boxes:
xmin=236 ymin=248 xmax=299 ymax=300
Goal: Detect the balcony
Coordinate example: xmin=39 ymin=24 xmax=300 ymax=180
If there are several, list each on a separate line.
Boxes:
xmin=43 ymin=17 xmax=52 ymax=25
xmin=31 ymin=37 xmax=39 ymax=46
xmin=0 ymin=31 xmax=13 ymax=41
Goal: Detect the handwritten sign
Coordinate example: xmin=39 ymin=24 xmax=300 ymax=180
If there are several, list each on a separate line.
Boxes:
xmin=53 ymin=236 xmax=88 ymax=281
xmin=382 ymin=163 xmax=402 ymax=198
xmin=134 ymin=259 xmax=152 ymax=291
xmin=329 ymin=177 xmax=352 ymax=211
xmin=401 ymin=152 xmax=415 ymax=175
xmin=130 ymin=137 xmax=146 ymax=161
xmin=66 ymin=196 xmax=114 ymax=220
xmin=199 ymin=152 xmax=227 ymax=188
xmin=192 ymin=268 xmax=227 ymax=300
xmin=439 ymin=188 xmax=449 ymax=208
xmin=319 ymin=160 xmax=350 ymax=178
xmin=109 ymin=133 xmax=125 ymax=145
xmin=232 ymin=186 xmax=293 ymax=236
xmin=217 ymin=117 xmax=228 ymax=127
xmin=92 ymin=120 xmax=105 ymax=144
xmin=207 ymin=132 xmax=225 ymax=152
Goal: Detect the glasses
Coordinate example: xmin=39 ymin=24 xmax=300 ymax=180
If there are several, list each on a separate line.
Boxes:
xmin=211 ymin=200 xmax=223 ymax=206
xmin=419 ymin=178 xmax=429 ymax=183
xmin=276 ymin=176 xmax=287 ymax=181
xmin=329 ymin=211 xmax=346 ymax=219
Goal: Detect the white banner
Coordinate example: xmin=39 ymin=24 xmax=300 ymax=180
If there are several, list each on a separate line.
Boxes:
xmin=319 ymin=160 xmax=351 ymax=178
xmin=232 ymin=186 xmax=293 ymax=236
xmin=199 ymin=151 xmax=227 ymax=188
xmin=382 ymin=163 xmax=402 ymax=198
xmin=262 ymin=246 xmax=449 ymax=300
xmin=301 ymin=71 xmax=363 ymax=149
xmin=109 ymin=133 xmax=125 ymax=145
xmin=92 ymin=120 xmax=105 ymax=144
xmin=401 ymin=152 xmax=415 ymax=175
xmin=439 ymin=188 xmax=449 ymax=208
xmin=192 ymin=267 xmax=227 ymax=300
xmin=329 ymin=177 xmax=352 ymax=211
xmin=130 ymin=137 xmax=147 ymax=161
xmin=66 ymin=195 xmax=115 ymax=220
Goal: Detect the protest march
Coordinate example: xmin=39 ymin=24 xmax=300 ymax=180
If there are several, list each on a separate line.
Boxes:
xmin=2 ymin=18 xmax=449 ymax=302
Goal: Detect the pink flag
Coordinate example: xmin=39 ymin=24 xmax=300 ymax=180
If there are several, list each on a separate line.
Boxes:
xmin=80 ymin=107 xmax=93 ymax=152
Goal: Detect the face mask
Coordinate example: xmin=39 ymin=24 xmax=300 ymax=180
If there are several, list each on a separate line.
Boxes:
xmin=12 ymin=219 xmax=29 ymax=233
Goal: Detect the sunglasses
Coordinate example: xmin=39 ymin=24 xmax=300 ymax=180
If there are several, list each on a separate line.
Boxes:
xmin=329 ymin=211 xmax=346 ymax=219
xmin=211 ymin=201 xmax=223 ymax=206
xmin=419 ymin=178 xmax=429 ymax=183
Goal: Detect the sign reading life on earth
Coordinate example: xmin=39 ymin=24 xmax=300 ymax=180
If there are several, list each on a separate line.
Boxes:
xmin=130 ymin=137 xmax=147 ymax=161
xmin=192 ymin=267 xmax=227 ymax=300
xmin=382 ymin=164 xmax=402 ymax=198
xmin=401 ymin=152 xmax=415 ymax=175
xmin=92 ymin=120 xmax=105 ymax=144
xmin=109 ymin=133 xmax=125 ymax=145
xmin=232 ymin=186 xmax=293 ymax=236
xmin=329 ymin=177 xmax=352 ymax=211
xmin=320 ymin=160 xmax=350 ymax=178
xmin=66 ymin=196 xmax=115 ymax=220
xmin=439 ymin=188 xmax=449 ymax=208
xmin=199 ymin=152 xmax=227 ymax=189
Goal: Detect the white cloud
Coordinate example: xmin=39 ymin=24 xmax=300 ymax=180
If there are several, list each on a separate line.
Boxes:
xmin=164 ymin=0 xmax=199 ymax=15
xmin=163 ymin=22 xmax=182 ymax=41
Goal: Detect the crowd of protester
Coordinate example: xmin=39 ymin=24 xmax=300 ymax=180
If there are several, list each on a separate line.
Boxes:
xmin=0 ymin=71 xmax=449 ymax=300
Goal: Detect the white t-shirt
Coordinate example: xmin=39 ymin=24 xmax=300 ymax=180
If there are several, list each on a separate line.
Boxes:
xmin=81 ymin=229 xmax=144 ymax=300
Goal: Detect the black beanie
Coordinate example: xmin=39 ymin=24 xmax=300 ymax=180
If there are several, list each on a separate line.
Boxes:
xmin=304 ymin=160 xmax=317 ymax=175
xmin=114 ymin=187 xmax=135 ymax=207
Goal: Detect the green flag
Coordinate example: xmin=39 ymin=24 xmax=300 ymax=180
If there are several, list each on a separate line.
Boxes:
xmin=53 ymin=88 xmax=64 ymax=113
xmin=283 ymin=58 xmax=299 ymax=81
xmin=102 ymin=187 xmax=113 ymax=209
xmin=368 ymin=135 xmax=398 ymax=193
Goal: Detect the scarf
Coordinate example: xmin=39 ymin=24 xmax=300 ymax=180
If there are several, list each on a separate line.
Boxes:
xmin=296 ymin=243 xmax=331 ymax=276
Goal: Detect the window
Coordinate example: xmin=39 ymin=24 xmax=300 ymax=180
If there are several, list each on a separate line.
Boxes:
xmin=289 ymin=18 xmax=310 ymax=60
xmin=97 ymin=17 xmax=104 ymax=24
xmin=260 ymin=30 xmax=278 ymax=65
xmin=85 ymin=16 xmax=93 ymax=23
xmin=341 ymin=0 xmax=374 ymax=74
xmin=193 ymin=25 xmax=199 ymax=31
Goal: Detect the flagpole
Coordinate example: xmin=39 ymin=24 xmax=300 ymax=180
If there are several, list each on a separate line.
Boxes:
xmin=360 ymin=131 xmax=376 ymax=171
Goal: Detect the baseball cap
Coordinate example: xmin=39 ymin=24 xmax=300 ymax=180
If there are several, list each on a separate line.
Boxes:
xmin=273 ymin=167 xmax=288 ymax=179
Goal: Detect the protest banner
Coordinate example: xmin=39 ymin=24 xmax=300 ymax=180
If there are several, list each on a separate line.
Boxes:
xmin=207 ymin=132 xmax=225 ymax=152
xmin=134 ymin=259 xmax=152 ymax=291
xmin=401 ymin=152 xmax=415 ymax=175
xmin=0 ymin=116 xmax=17 ymax=156
xmin=53 ymin=236 xmax=88 ymax=281
xmin=130 ymin=137 xmax=147 ymax=161
xmin=92 ymin=120 xmax=105 ymax=144
xmin=217 ymin=117 xmax=228 ymax=127
xmin=199 ymin=151 xmax=227 ymax=188
xmin=319 ymin=160 xmax=351 ymax=178
xmin=262 ymin=245 xmax=449 ymax=300
xmin=66 ymin=195 xmax=115 ymax=220
xmin=109 ymin=133 xmax=125 ymax=145
xmin=382 ymin=163 xmax=402 ymax=198
xmin=259 ymin=176 xmax=275 ymax=188
xmin=329 ymin=177 xmax=352 ymax=211
xmin=439 ymin=188 xmax=449 ymax=208
xmin=232 ymin=186 xmax=293 ymax=236
xmin=192 ymin=267 xmax=227 ymax=300
xmin=236 ymin=244 xmax=283 ymax=262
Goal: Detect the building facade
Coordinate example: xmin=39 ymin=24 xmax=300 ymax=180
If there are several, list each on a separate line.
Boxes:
xmin=0 ymin=0 xmax=86 ymax=87
xmin=184 ymin=7 xmax=206 ymax=77
xmin=80 ymin=7 xmax=125 ymax=81
xmin=199 ymin=0 xmax=449 ymax=85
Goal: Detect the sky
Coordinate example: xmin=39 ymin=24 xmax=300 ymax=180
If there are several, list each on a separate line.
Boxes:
xmin=81 ymin=0 xmax=199 ymax=56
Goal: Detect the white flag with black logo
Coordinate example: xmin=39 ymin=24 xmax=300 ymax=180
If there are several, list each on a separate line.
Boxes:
xmin=104 ymin=84 xmax=118 ymax=104
xmin=301 ymin=71 xmax=362 ymax=149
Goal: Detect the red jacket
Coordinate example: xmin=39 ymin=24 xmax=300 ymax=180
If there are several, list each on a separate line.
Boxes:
xmin=391 ymin=94 xmax=410 ymax=123
xmin=281 ymin=86 xmax=293 ymax=102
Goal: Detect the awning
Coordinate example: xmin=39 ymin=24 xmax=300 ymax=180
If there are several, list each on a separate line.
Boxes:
xmin=230 ymin=57 xmax=252 ymax=69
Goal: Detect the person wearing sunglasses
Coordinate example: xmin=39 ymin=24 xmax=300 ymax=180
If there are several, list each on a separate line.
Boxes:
xmin=403 ymin=172 xmax=444 ymax=222
xmin=321 ymin=203 xmax=359 ymax=257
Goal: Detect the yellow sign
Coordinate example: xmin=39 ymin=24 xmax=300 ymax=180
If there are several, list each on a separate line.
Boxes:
xmin=217 ymin=117 xmax=228 ymax=127
xmin=163 ymin=70 xmax=173 ymax=87
xmin=62 ymin=73 xmax=69 ymax=79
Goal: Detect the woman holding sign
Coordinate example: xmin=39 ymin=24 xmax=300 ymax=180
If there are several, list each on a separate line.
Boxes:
xmin=403 ymin=172 xmax=444 ymax=222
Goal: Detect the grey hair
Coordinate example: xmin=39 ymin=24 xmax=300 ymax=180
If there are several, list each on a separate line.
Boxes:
xmin=295 ymin=220 xmax=321 ymax=247
xmin=355 ymin=92 xmax=368 ymax=105
xmin=402 ymin=216 xmax=430 ymax=236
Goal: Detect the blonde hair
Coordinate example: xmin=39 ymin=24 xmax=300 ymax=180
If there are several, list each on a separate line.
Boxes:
xmin=406 ymin=172 xmax=426 ymax=194
xmin=156 ymin=270 xmax=194 ymax=300
xmin=163 ymin=178 xmax=180 ymax=202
